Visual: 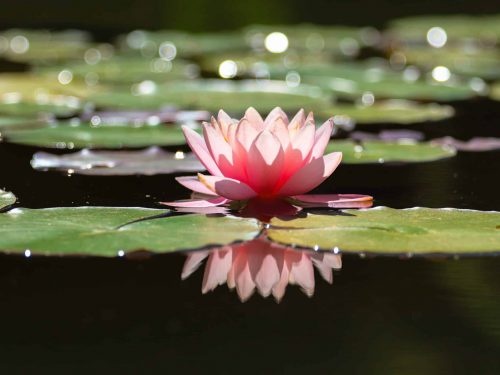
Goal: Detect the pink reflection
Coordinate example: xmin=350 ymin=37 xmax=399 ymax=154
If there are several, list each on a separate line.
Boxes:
xmin=181 ymin=237 xmax=341 ymax=302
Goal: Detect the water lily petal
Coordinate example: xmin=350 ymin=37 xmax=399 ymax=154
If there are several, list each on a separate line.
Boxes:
xmin=244 ymin=107 xmax=264 ymax=129
xmin=310 ymin=118 xmax=333 ymax=160
xmin=176 ymin=176 xmax=217 ymax=196
xmin=181 ymin=251 xmax=209 ymax=280
xmin=160 ymin=196 xmax=229 ymax=208
xmin=182 ymin=126 xmax=222 ymax=176
xmin=267 ymin=116 xmax=290 ymax=149
xmin=289 ymin=252 xmax=315 ymax=297
xmin=198 ymin=174 xmax=257 ymax=200
xmin=202 ymin=248 xmax=233 ymax=293
xmin=264 ymin=107 xmax=288 ymax=127
xmin=292 ymin=193 xmax=374 ymax=208
xmin=288 ymin=108 xmax=305 ymax=133
xmin=278 ymin=152 xmax=343 ymax=196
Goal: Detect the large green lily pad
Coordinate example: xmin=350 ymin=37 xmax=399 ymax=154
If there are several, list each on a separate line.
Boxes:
xmin=321 ymin=100 xmax=454 ymax=125
xmin=270 ymin=62 xmax=478 ymax=101
xmin=268 ymin=207 xmax=500 ymax=254
xmin=36 ymin=56 xmax=198 ymax=84
xmin=0 ymin=115 xmax=49 ymax=129
xmin=0 ymin=190 xmax=16 ymax=210
xmin=0 ymin=208 xmax=260 ymax=256
xmin=3 ymin=122 xmax=187 ymax=149
xmin=387 ymin=15 xmax=500 ymax=44
xmin=326 ymin=140 xmax=456 ymax=164
xmin=89 ymin=79 xmax=332 ymax=113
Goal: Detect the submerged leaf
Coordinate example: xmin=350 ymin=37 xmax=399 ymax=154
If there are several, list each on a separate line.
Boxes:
xmin=268 ymin=207 xmax=500 ymax=254
xmin=326 ymin=140 xmax=456 ymax=164
xmin=31 ymin=147 xmax=204 ymax=175
xmin=0 ymin=208 xmax=260 ymax=256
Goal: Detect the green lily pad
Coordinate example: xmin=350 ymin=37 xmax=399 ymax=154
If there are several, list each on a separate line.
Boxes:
xmin=0 ymin=207 xmax=260 ymax=256
xmin=387 ymin=15 xmax=500 ymax=44
xmin=0 ymin=29 xmax=92 ymax=63
xmin=326 ymin=140 xmax=456 ymax=164
xmin=268 ymin=207 xmax=500 ymax=254
xmin=3 ymin=122 xmax=187 ymax=149
xmin=490 ymin=82 xmax=500 ymax=101
xmin=89 ymin=79 xmax=332 ymax=113
xmin=117 ymin=30 xmax=247 ymax=58
xmin=398 ymin=46 xmax=500 ymax=80
xmin=0 ymin=190 xmax=16 ymax=210
xmin=321 ymin=100 xmax=454 ymax=125
xmin=270 ymin=62 xmax=478 ymax=101
xmin=36 ymin=56 xmax=198 ymax=84
xmin=0 ymin=115 xmax=49 ymax=129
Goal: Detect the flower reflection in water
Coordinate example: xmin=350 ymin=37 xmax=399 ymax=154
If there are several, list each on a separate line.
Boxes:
xmin=181 ymin=236 xmax=341 ymax=302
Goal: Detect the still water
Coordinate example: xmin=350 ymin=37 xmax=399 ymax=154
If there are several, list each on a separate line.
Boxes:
xmin=0 ymin=99 xmax=499 ymax=373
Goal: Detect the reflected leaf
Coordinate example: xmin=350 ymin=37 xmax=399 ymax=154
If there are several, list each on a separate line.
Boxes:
xmin=3 ymin=121 xmax=187 ymax=149
xmin=31 ymin=147 xmax=204 ymax=175
xmin=268 ymin=207 xmax=500 ymax=254
xmin=430 ymin=137 xmax=500 ymax=152
xmin=0 ymin=190 xmax=16 ymax=210
xmin=322 ymin=100 xmax=454 ymax=125
xmin=181 ymin=236 xmax=342 ymax=302
xmin=0 ymin=208 xmax=260 ymax=256
xmin=89 ymin=79 xmax=332 ymax=113
xmin=325 ymin=140 xmax=456 ymax=164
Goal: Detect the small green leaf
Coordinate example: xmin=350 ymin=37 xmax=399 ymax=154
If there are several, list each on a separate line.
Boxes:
xmin=0 ymin=190 xmax=16 ymax=210
xmin=3 ymin=122 xmax=187 ymax=149
xmin=326 ymin=140 xmax=456 ymax=164
xmin=321 ymin=100 xmax=454 ymax=124
xmin=0 ymin=207 xmax=260 ymax=256
xmin=268 ymin=207 xmax=500 ymax=254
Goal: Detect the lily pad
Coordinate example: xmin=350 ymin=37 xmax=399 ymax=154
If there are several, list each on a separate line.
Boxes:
xmin=0 ymin=115 xmax=50 ymax=130
xmin=270 ymin=62 xmax=478 ymax=101
xmin=3 ymin=122 xmax=187 ymax=149
xmin=0 ymin=190 xmax=16 ymax=210
xmin=326 ymin=140 xmax=456 ymax=164
xmin=0 ymin=208 xmax=260 ymax=256
xmin=322 ymin=100 xmax=454 ymax=125
xmin=89 ymin=79 xmax=332 ymax=113
xmin=431 ymin=137 xmax=500 ymax=152
xmin=36 ymin=56 xmax=198 ymax=84
xmin=31 ymin=147 xmax=204 ymax=175
xmin=268 ymin=207 xmax=500 ymax=254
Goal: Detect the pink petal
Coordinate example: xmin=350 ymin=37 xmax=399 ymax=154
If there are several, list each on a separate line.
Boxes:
xmin=244 ymin=107 xmax=264 ymax=129
xmin=264 ymin=107 xmax=288 ymax=127
xmin=246 ymin=130 xmax=285 ymax=194
xmin=288 ymin=109 xmax=305 ymax=132
xmin=289 ymin=122 xmax=316 ymax=161
xmin=202 ymin=248 xmax=233 ymax=293
xmin=267 ymin=116 xmax=290 ymax=149
xmin=310 ymin=118 xmax=333 ymax=160
xmin=217 ymin=110 xmax=234 ymax=136
xmin=289 ymin=252 xmax=315 ymax=297
xmin=181 ymin=251 xmax=209 ymax=280
xmin=198 ymin=174 xmax=257 ymax=200
xmin=176 ymin=176 xmax=217 ymax=196
xmin=182 ymin=126 xmax=222 ymax=176
xmin=292 ymin=193 xmax=374 ymax=208
xmin=235 ymin=118 xmax=261 ymax=152
xmin=311 ymin=256 xmax=333 ymax=284
xmin=203 ymin=122 xmax=234 ymax=165
xmin=322 ymin=253 xmax=342 ymax=269
xmin=278 ymin=152 xmax=343 ymax=196
xmin=233 ymin=249 xmax=256 ymax=302
xmin=160 ymin=196 xmax=229 ymax=208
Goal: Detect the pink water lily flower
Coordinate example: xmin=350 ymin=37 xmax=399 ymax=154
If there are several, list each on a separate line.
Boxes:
xmin=164 ymin=107 xmax=372 ymax=208
xmin=181 ymin=237 xmax=342 ymax=302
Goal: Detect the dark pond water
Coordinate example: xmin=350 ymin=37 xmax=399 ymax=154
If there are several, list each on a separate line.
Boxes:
xmin=1 ymin=97 xmax=500 ymax=373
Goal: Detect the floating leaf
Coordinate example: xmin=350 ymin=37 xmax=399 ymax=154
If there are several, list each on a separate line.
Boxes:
xmin=31 ymin=147 xmax=204 ymax=175
xmin=36 ymin=56 xmax=198 ymax=84
xmin=351 ymin=130 xmax=424 ymax=142
xmin=0 ymin=208 xmax=260 ymax=256
xmin=322 ymin=100 xmax=454 ymax=125
xmin=431 ymin=137 xmax=500 ymax=152
xmin=270 ymin=62 xmax=478 ymax=101
xmin=326 ymin=140 xmax=456 ymax=164
xmin=268 ymin=207 xmax=500 ymax=254
xmin=80 ymin=109 xmax=209 ymax=125
xmin=3 ymin=122 xmax=187 ymax=149
xmin=0 ymin=115 xmax=49 ymax=130
xmin=89 ymin=80 xmax=332 ymax=113
xmin=387 ymin=15 xmax=500 ymax=44
xmin=0 ymin=190 xmax=16 ymax=210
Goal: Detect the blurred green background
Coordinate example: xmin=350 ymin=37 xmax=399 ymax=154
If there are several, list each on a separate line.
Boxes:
xmin=1 ymin=0 xmax=498 ymax=36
